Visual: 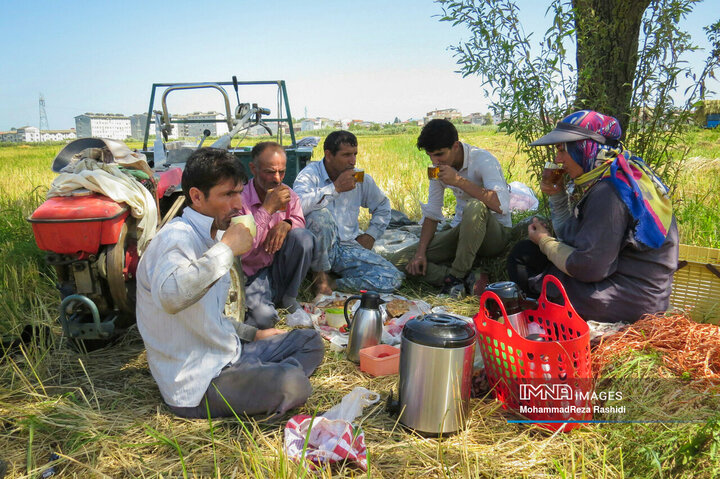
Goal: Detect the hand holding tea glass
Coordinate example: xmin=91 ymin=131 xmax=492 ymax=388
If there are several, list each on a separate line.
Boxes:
xmin=353 ymin=169 xmax=365 ymax=183
xmin=224 ymin=216 xmax=255 ymax=255
xmin=334 ymin=169 xmax=358 ymax=193
xmin=265 ymin=184 xmax=291 ymax=213
xmin=540 ymin=162 xmax=565 ymax=195
xmin=435 ymin=165 xmax=461 ymax=186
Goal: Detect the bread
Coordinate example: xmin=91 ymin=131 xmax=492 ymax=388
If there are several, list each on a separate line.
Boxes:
xmin=385 ymin=299 xmax=412 ymax=318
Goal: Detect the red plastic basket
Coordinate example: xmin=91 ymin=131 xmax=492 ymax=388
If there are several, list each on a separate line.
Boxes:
xmin=473 ymin=275 xmax=593 ymax=431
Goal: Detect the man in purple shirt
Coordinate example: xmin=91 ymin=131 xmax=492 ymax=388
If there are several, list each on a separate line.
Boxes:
xmin=240 ymin=142 xmax=319 ymax=329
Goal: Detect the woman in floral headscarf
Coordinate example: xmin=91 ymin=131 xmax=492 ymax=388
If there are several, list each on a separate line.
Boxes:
xmin=507 ymin=110 xmax=679 ymax=324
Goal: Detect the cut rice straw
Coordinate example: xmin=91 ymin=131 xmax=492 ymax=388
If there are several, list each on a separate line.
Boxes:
xmin=592 ymin=312 xmax=720 ymax=383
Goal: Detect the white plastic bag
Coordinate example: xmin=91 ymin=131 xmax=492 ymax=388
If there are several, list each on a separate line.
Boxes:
xmin=285 ymin=308 xmax=313 ymax=327
xmin=328 ymin=334 xmax=348 ymax=352
xmin=508 ymin=181 xmax=539 ymax=212
xmin=322 ymin=387 xmax=380 ymax=422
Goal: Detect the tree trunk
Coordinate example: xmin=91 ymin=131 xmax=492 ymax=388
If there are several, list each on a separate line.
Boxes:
xmin=573 ymin=0 xmax=651 ymax=134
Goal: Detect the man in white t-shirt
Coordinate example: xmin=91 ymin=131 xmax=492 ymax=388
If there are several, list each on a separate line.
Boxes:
xmin=386 ymin=119 xmax=512 ymax=297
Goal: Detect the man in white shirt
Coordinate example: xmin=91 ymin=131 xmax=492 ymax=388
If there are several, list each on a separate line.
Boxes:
xmin=386 ymin=119 xmax=512 ymax=297
xmin=136 ymin=148 xmax=324 ymax=419
xmin=293 ymin=131 xmax=403 ymax=295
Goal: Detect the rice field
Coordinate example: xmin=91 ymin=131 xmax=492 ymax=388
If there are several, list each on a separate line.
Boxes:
xmin=1 ymin=127 xmax=719 ymax=478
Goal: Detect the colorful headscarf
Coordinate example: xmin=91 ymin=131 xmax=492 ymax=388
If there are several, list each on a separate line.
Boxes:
xmin=561 ymin=110 xmax=622 ymax=173
xmin=560 ymin=110 xmax=673 ymax=249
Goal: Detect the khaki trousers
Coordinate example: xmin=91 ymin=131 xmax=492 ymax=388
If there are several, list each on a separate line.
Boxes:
xmin=385 ymin=199 xmax=510 ymax=286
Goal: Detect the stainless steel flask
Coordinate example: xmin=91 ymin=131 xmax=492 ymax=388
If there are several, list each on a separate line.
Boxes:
xmin=344 ymin=291 xmax=384 ymax=363
xmin=388 ymin=313 xmax=476 ymax=435
xmin=484 ymin=281 xmax=539 ymax=337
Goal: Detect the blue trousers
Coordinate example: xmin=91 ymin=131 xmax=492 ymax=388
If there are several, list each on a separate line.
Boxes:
xmin=305 ymin=208 xmax=403 ymax=292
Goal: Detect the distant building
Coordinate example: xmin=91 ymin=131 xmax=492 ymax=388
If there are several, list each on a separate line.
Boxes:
xmin=173 ymin=112 xmax=230 ymax=138
xmin=300 ymin=117 xmax=339 ymax=131
xmin=424 ymin=108 xmax=462 ymax=123
xmin=18 ymin=126 xmax=40 ymax=141
xmin=317 ymin=117 xmax=336 ymax=128
xmin=0 ymin=126 xmax=40 ymax=142
xmin=464 ymin=112 xmax=482 ymax=125
xmin=463 ymin=112 xmax=494 ymax=125
xmin=130 ymin=113 xmax=149 ymax=140
xmin=75 ymin=113 xmax=132 ymax=140
xmin=40 ymin=129 xmax=77 ymax=142
xmin=300 ymin=118 xmax=322 ymax=131
xmin=1 ymin=127 xmax=76 ymax=142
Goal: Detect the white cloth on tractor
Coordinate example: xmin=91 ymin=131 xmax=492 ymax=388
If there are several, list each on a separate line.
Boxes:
xmin=100 ymin=138 xmax=155 ymax=179
xmin=47 ymin=158 xmax=158 ymax=254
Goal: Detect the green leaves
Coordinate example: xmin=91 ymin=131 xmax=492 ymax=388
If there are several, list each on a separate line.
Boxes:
xmin=435 ymin=0 xmax=719 ymax=194
xmin=436 ymin=0 xmax=575 ymax=179
xmin=674 ymin=416 xmax=720 ymax=467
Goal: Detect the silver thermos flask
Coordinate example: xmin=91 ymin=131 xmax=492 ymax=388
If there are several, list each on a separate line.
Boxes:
xmin=387 ymin=313 xmax=476 ymax=435
xmin=344 ymin=291 xmax=384 ymax=363
xmin=483 ymin=281 xmax=539 ymax=337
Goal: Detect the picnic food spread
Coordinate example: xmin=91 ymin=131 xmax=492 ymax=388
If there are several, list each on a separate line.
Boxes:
xmin=384 ymin=298 xmax=413 ymax=318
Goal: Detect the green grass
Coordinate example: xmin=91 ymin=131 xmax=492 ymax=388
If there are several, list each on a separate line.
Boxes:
xmin=1 ymin=129 xmax=720 ymax=477
xmin=681 ymin=127 xmax=720 ymax=160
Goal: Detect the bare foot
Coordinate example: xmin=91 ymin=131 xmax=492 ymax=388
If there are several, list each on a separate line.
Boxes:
xmin=313 ymin=271 xmax=334 ymax=296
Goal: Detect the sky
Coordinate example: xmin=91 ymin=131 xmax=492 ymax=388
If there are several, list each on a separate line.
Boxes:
xmin=1 ymin=0 xmax=718 ymax=131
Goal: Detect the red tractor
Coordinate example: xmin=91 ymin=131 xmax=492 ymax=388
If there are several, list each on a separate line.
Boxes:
xmin=27 ymin=79 xmax=313 ymax=349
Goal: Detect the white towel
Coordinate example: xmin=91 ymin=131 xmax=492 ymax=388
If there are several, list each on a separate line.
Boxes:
xmin=47 ymin=158 xmax=158 ymax=254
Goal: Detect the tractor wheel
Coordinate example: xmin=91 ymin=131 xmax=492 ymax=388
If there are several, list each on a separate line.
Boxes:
xmin=105 ymin=221 xmax=136 ymax=329
xmin=225 ymin=259 xmax=246 ymax=324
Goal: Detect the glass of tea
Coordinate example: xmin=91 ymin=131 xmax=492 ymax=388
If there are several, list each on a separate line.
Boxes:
xmin=541 ymin=162 xmax=564 ymax=190
xmin=427 ymin=165 xmax=440 ymax=180
xmin=353 ymin=169 xmax=365 ymax=183
xmin=230 ymin=214 xmax=257 ymax=238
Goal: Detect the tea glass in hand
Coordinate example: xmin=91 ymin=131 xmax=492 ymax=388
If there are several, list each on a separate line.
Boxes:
xmin=540 ymin=162 xmax=564 ymax=191
xmin=267 ymin=187 xmax=288 ymax=212
xmin=427 ymin=165 xmax=440 ymax=180
xmin=353 ymin=169 xmax=365 ymax=183
xmin=231 ymin=214 xmax=257 ymax=238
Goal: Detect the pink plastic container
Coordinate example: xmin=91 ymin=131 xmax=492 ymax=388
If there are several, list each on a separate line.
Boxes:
xmin=359 ymin=344 xmax=400 ymax=376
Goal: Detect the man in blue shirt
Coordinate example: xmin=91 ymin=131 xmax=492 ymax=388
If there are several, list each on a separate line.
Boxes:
xmin=294 ymin=131 xmax=403 ymax=295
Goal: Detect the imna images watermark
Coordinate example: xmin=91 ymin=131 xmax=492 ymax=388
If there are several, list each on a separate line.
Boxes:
xmin=507 ymin=378 xmax=719 ymax=424
xmin=518 ymin=383 xmax=625 ymax=416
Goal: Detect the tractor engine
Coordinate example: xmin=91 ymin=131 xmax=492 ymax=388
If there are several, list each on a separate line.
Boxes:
xmin=28 ymin=192 xmax=139 ymax=346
